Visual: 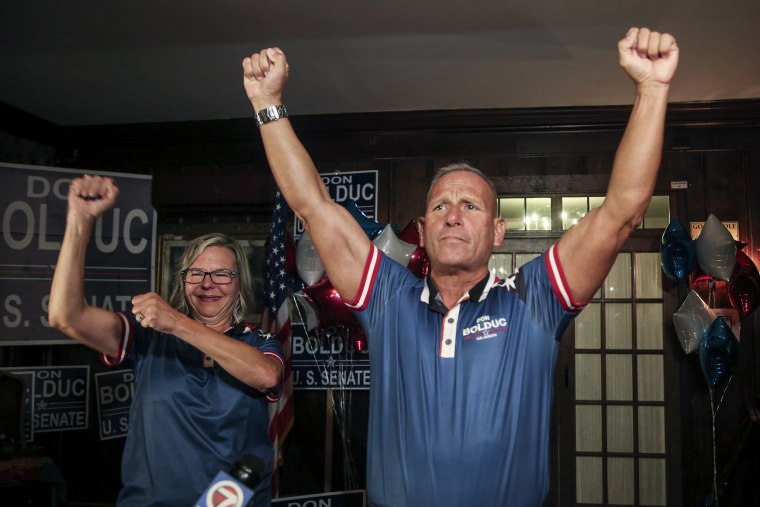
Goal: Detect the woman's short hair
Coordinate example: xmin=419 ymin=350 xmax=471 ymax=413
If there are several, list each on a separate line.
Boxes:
xmin=168 ymin=233 xmax=255 ymax=324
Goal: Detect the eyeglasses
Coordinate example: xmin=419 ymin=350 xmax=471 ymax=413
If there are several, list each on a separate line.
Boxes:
xmin=181 ymin=268 xmax=238 ymax=285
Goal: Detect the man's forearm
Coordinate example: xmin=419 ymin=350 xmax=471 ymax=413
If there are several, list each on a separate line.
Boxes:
xmin=258 ymin=118 xmax=331 ymax=219
xmin=606 ymin=85 xmax=670 ymax=225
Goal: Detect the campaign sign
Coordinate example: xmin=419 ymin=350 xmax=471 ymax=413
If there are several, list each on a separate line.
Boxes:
xmin=272 ymin=489 xmax=366 ymax=507
xmin=293 ymin=170 xmax=378 ymax=238
xmin=0 ymin=163 xmax=156 ymax=345
xmin=290 ymin=324 xmax=370 ymax=390
xmin=0 ymin=369 xmax=36 ymax=442
xmin=1 ymin=366 xmax=89 ymax=433
xmin=95 ymin=369 xmax=134 ymax=440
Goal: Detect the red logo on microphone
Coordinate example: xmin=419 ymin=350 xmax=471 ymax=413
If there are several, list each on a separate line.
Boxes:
xmin=206 ymin=480 xmax=245 ymax=507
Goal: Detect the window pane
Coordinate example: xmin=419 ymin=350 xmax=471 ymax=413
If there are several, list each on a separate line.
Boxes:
xmin=589 ymin=196 xmax=605 ymax=210
xmin=576 ymin=303 xmax=601 ymax=349
xmin=637 ymin=303 xmax=663 ymax=350
xmin=577 ymin=457 xmax=603 ymax=504
xmin=607 ymin=405 xmax=633 ymax=452
xmin=638 ymin=355 xmax=664 ymax=402
xmin=639 ymin=458 xmax=667 ymax=506
xmin=576 ymin=405 xmax=602 ymax=452
xmin=606 ymin=303 xmax=632 ymax=349
xmin=604 ymin=254 xmax=631 ymax=299
xmin=500 ymin=198 xmax=525 ymax=230
xmin=606 ymin=355 xmax=632 ymax=401
xmin=562 ymin=197 xmax=587 ymax=230
xmin=638 ymin=406 xmax=665 ymax=453
xmin=643 ymin=195 xmax=670 ymax=229
xmin=576 ymin=354 xmax=602 ymax=401
xmin=489 ymin=253 xmax=513 ymax=279
xmin=608 ymin=457 xmax=635 ymax=505
xmin=525 ymin=198 xmax=552 ymax=231
xmin=635 ymin=253 xmax=662 ymax=299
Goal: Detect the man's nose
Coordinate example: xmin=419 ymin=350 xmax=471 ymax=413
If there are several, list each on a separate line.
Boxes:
xmin=445 ymin=207 xmax=462 ymax=226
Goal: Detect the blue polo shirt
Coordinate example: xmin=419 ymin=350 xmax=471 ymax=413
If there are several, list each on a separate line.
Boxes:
xmin=103 ymin=316 xmax=284 ymax=507
xmin=346 ymin=244 xmax=581 ymax=507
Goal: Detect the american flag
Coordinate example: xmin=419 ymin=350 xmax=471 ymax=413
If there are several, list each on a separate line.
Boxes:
xmin=261 ymin=191 xmax=294 ymax=497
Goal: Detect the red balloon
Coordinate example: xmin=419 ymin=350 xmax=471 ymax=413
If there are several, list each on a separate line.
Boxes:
xmin=690 ymin=263 xmax=714 ymax=285
xmin=397 ymin=219 xmax=421 ymax=246
xmin=302 ymin=277 xmax=361 ymax=330
xmin=733 ymin=250 xmax=758 ymax=276
xmin=346 ymin=326 xmax=368 ymax=354
xmin=728 ymin=251 xmax=760 ymax=317
xmin=408 ymin=246 xmax=430 ymax=278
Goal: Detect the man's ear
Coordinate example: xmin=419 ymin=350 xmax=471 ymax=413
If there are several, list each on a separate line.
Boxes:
xmin=416 ymin=217 xmax=426 ymax=247
xmin=493 ymin=216 xmax=506 ymax=246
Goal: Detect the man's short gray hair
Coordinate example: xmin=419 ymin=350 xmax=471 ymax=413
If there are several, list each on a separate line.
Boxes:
xmin=427 ymin=162 xmax=498 ymax=217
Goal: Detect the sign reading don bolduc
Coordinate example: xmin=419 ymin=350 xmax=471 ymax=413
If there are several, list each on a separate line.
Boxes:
xmin=290 ymin=323 xmax=370 ymax=390
xmin=293 ymin=170 xmax=378 ymax=238
xmin=0 ymin=163 xmax=156 ymax=345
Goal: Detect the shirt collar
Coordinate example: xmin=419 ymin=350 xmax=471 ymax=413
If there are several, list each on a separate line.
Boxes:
xmin=422 ymin=271 xmax=492 ymax=313
xmin=225 ymin=321 xmax=247 ymax=336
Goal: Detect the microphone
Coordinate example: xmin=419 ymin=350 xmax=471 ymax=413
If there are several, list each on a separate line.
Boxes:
xmin=194 ymin=454 xmax=266 ymax=507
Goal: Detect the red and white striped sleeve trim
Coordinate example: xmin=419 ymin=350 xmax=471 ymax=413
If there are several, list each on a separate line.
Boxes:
xmin=545 ymin=243 xmax=585 ymax=313
xmin=342 ymin=244 xmax=381 ymax=311
xmin=263 ymin=351 xmax=285 ymax=402
xmin=100 ymin=313 xmax=132 ymax=366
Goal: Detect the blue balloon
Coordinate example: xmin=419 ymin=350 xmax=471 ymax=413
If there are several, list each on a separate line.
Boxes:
xmin=660 ymin=219 xmax=696 ymax=282
xmin=699 ymin=317 xmax=739 ymax=388
xmin=342 ymin=199 xmax=386 ymax=239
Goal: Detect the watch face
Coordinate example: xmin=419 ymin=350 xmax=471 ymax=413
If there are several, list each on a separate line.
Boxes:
xmin=267 ymin=108 xmax=277 ymax=120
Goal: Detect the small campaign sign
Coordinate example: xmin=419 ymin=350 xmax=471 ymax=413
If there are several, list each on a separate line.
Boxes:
xmin=272 ymin=489 xmax=366 ymax=506
xmin=290 ymin=324 xmax=370 ymax=390
xmin=95 ymin=369 xmax=134 ymax=440
xmin=1 ymin=365 xmax=89 ymax=433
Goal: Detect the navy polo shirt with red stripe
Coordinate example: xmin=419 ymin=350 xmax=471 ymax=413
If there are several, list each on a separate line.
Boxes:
xmin=346 ymin=243 xmax=582 ymax=507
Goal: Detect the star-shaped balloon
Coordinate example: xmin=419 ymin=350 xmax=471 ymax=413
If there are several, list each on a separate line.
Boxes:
xmin=295 ymin=231 xmax=325 ymax=286
xmin=302 ymin=276 xmax=361 ymax=331
xmin=695 ymin=214 xmax=736 ymax=282
xmin=673 ymin=290 xmax=717 ymax=354
xmin=396 ymin=219 xmax=429 ymax=278
xmin=397 ymin=219 xmax=422 ymax=246
xmin=293 ymin=291 xmax=320 ymax=332
xmin=728 ymin=248 xmax=760 ymax=317
xmin=373 ymin=225 xmax=416 ymax=266
xmin=408 ymin=247 xmax=430 ymax=279
xmin=699 ymin=316 xmax=739 ymax=388
xmin=342 ymin=199 xmax=385 ymax=239
xmin=660 ymin=219 xmax=696 ymax=282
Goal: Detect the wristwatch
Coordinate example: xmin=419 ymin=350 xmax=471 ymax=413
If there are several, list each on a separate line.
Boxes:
xmin=255 ymin=105 xmax=288 ymax=127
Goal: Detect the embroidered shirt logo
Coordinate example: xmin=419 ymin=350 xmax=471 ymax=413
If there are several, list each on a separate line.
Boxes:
xmin=463 ymin=314 xmax=508 ymax=341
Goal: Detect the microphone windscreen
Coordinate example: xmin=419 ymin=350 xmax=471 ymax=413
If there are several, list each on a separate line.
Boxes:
xmin=231 ymin=454 xmax=266 ymax=488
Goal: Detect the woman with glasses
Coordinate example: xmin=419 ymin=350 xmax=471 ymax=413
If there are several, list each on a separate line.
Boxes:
xmin=49 ymin=175 xmax=284 ymax=507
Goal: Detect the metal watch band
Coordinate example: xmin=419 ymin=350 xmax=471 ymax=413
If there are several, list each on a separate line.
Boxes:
xmin=254 ymin=104 xmax=288 ymax=127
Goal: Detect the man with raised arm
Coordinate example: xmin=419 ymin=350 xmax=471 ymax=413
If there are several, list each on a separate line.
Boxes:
xmin=243 ymin=27 xmax=678 ymax=506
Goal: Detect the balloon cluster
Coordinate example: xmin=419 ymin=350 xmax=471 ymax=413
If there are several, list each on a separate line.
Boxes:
xmin=663 ymin=215 xmax=756 ymax=388
xmin=662 ymin=215 xmax=759 ymax=317
xmin=290 ymin=200 xmax=430 ymax=350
